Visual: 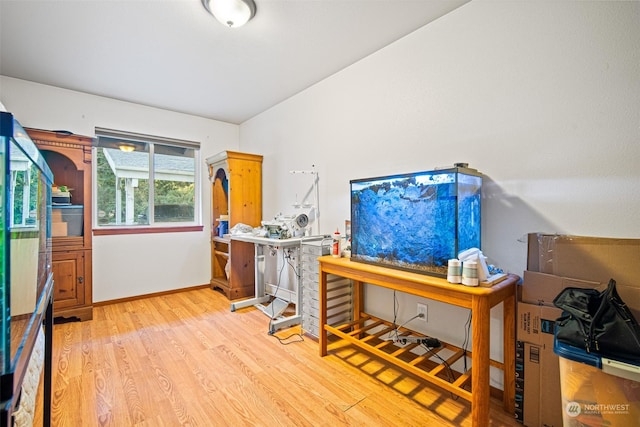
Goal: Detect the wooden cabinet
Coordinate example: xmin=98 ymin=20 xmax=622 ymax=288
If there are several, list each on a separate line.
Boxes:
xmin=27 ymin=128 xmax=93 ymax=321
xmin=51 ymin=250 xmax=89 ymax=310
xmin=206 ymin=151 xmax=262 ymax=300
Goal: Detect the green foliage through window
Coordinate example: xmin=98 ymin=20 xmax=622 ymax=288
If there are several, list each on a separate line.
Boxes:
xmin=95 ymin=133 xmax=199 ymax=227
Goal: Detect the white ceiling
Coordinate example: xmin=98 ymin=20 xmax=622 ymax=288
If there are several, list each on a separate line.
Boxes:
xmin=0 ymin=0 xmax=468 ymax=124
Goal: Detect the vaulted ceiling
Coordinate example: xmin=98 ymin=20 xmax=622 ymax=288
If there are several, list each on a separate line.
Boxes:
xmin=0 ymin=0 xmax=468 ymax=124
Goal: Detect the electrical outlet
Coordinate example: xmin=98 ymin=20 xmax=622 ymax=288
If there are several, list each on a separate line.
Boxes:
xmin=417 ymin=303 xmax=428 ymax=322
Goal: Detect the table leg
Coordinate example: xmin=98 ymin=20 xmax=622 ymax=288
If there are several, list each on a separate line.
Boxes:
xmin=319 ymin=269 xmax=328 ymax=357
xmin=503 ymin=292 xmax=516 ymax=413
xmin=255 ymin=243 xmax=265 ymax=297
xmin=353 ymin=280 xmax=363 ymax=319
xmin=471 ymin=295 xmax=491 ymax=427
xmin=352 ymin=279 xmax=363 ymax=338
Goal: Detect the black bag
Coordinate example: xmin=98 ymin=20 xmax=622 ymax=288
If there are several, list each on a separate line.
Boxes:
xmin=553 ymin=278 xmax=640 ymax=363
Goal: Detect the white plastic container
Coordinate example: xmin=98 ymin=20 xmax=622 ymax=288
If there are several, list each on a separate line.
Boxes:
xmin=461 ymin=260 xmax=479 ymax=286
xmin=447 ymin=259 xmax=462 ymax=283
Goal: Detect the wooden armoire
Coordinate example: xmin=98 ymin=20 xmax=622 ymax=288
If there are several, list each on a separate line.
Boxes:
xmin=206 ymin=151 xmax=262 ymax=300
xmin=27 ymin=128 xmax=93 ymax=321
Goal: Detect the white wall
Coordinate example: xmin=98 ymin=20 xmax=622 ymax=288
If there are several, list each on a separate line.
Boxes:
xmin=239 ymin=0 xmax=640 ymax=389
xmin=2 ymin=0 xmax=639 ymax=390
xmin=0 ymin=76 xmax=239 ymax=301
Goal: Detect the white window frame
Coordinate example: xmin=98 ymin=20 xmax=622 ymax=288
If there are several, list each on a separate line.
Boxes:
xmin=93 ymin=127 xmax=202 ymax=233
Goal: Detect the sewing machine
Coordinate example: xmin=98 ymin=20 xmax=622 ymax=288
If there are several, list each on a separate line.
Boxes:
xmin=261 ymin=206 xmax=315 ymax=239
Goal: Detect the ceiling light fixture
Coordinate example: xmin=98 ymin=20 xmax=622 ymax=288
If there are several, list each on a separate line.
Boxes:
xmin=202 ymin=0 xmax=256 ymax=28
xmin=118 ymin=144 xmax=135 ymax=153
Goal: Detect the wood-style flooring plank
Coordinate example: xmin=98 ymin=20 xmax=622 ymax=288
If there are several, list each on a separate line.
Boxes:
xmin=34 ymin=287 xmax=520 ymax=426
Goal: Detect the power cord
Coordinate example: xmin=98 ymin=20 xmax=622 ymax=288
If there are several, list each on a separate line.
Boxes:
xmin=267 ymin=246 xmax=304 ymax=345
xmin=462 ymin=311 xmax=472 ymax=372
xmin=390 ymin=290 xmax=400 ymax=341
xmin=421 ymin=342 xmax=458 ymax=400
xmin=381 ymin=294 xmax=457 ymax=398
xmin=380 ymin=292 xmax=462 ymax=400
xmin=271 ymin=332 xmax=304 ymax=345
xmin=383 ymin=291 xmax=423 ymax=342
xmin=285 ymin=247 xmax=300 ymax=279
xmin=390 ymin=313 xmax=423 ymax=338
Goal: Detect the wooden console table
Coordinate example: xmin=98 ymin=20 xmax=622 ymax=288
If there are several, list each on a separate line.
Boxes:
xmin=318 ymin=256 xmax=518 ymax=427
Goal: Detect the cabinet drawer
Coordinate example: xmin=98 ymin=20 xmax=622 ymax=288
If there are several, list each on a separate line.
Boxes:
xmin=302 ymin=314 xmax=321 ymax=337
xmin=301 ymin=243 xmax=329 ymax=257
xmin=302 ymin=268 xmax=319 ymax=283
xmin=302 ymin=277 xmax=319 ymax=292
xmin=302 ymin=296 xmax=320 ymax=311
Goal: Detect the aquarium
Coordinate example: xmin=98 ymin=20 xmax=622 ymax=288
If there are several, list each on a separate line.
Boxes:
xmin=350 ymin=165 xmax=482 ymax=277
xmin=1 ymin=111 xmax=54 ymax=417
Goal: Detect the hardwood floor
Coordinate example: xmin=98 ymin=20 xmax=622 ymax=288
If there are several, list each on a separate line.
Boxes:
xmin=36 ymin=287 xmax=521 ymax=426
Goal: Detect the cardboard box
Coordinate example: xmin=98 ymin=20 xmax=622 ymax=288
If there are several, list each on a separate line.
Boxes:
xmin=527 ymin=233 xmax=640 ymax=290
xmin=516 ymin=341 xmax=540 ymax=426
xmin=520 ymin=234 xmax=640 ymax=426
xmin=521 ymin=271 xmax=600 ymax=307
xmin=51 ymin=221 xmax=67 ymax=237
xmin=52 ymin=208 xmax=63 ymax=221
xmin=614 ymin=284 xmax=640 ymax=320
xmin=517 ymin=302 xmax=562 ymax=345
xmin=516 ymin=302 xmax=564 ymax=427
xmin=522 ymin=270 xmax=640 ymax=320
xmin=516 ymin=341 xmax=564 ymax=427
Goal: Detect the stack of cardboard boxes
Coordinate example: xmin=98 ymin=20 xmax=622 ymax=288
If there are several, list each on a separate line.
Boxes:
xmin=515 ymin=233 xmax=640 ymax=426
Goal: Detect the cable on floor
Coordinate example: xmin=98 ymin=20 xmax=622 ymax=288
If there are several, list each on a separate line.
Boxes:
xmin=270 ymin=332 xmax=304 ymax=345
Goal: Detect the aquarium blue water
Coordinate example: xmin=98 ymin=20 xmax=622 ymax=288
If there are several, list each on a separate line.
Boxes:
xmin=350 ymin=166 xmax=482 ymax=277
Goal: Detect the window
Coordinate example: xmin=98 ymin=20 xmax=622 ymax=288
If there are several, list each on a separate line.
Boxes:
xmin=94 ymin=128 xmax=201 ymax=232
xmin=8 ymin=139 xmax=41 ymax=229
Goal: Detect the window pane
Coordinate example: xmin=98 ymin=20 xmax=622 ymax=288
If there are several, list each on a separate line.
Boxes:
xmin=9 ymin=140 xmax=40 ymax=228
xmin=97 ymin=147 xmax=150 ymax=225
xmin=153 ymin=147 xmax=195 ymax=223
xmin=95 ymin=130 xmax=200 ymax=230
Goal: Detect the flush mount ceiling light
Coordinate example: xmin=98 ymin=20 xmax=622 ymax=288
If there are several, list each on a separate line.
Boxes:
xmin=118 ymin=143 xmax=135 ymax=153
xmin=202 ymin=0 xmax=256 ymax=28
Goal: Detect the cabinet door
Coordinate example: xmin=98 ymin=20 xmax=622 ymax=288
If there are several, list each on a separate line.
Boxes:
xmin=52 ymin=251 xmax=85 ymax=309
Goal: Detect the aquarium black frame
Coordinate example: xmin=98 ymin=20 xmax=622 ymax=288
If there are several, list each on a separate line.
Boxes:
xmin=349 ymin=165 xmax=482 ymax=278
xmin=1 ymin=111 xmax=54 ymax=427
